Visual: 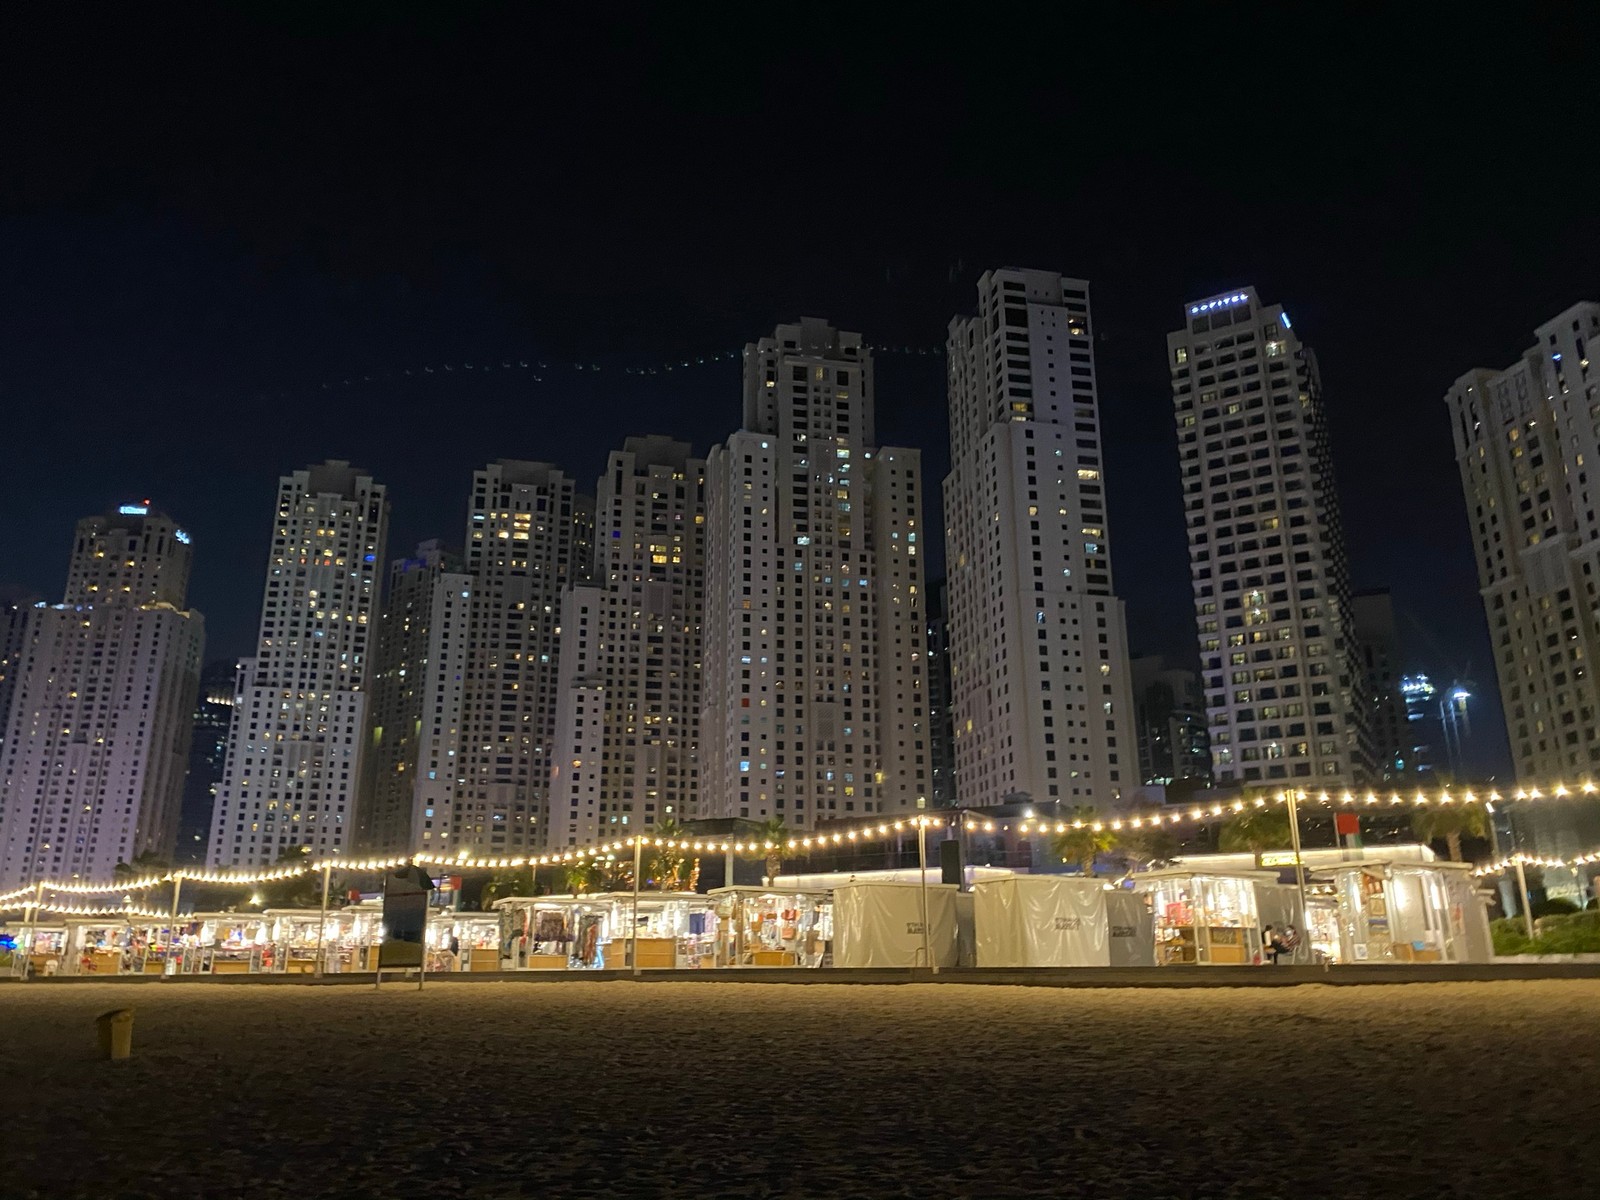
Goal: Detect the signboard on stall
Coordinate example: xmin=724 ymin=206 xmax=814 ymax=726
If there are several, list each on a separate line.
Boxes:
xmin=379 ymin=866 xmax=436 ymax=968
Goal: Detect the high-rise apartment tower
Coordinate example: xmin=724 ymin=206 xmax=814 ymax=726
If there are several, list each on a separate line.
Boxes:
xmin=945 ymin=268 xmax=1136 ymax=807
xmin=452 ymin=461 xmax=582 ymax=853
xmin=207 ymin=462 xmax=388 ymax=865
xmin=1168 ymin=288 xmax=1370 ymax=787
xmin=1445 ymin=301 xmax=1600 ymax=781
xmin=551 ymin=436 xmax=706 ymax=845
xmin=0 ymin=506 xmax=204 ymax=886
xmin=361 ymin=540 xmax=472 ymax=854
xmin=703 ymin=318 xmax=930 ymax=826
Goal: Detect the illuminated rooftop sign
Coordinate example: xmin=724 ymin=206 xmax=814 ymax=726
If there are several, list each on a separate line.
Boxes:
xmin=1189 ymin=293 xmax=1249 ymax=315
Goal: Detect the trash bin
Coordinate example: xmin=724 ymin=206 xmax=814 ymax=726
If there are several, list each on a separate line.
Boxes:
xmin=95 ymin=1008 xmax=134 ymax=1060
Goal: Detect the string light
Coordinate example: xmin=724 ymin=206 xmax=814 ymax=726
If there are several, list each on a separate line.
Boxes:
xmin=44 ymin=874 xmax=167 ymax=895
xmin=170 ymin=865 xmax=311 ymax=886
xmin=308 ymin=855 xmax=411 ymax=873
xmin=39 ymin=902 xmax=172 ymax=919
xmin=1473 ymin=851 xmax=1600 ymax=878
xmin=3 ymin=785 xmax=1592 ymax=900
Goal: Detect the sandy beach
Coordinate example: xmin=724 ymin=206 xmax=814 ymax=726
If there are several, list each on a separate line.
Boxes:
xmin=2 ymin=979 xmax=1597 ymax=1198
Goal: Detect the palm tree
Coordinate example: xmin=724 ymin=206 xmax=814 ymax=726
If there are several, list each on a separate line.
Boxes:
xmin=1051 ymin=810 xmax=1117 ymax=876
xmin=1410 ymin=804 xmax=1489 ymax=862
xmin=1118 ymin=825 xmax=1181 ymax=871
xmin=113 ymin=849 xmax=171 ymax=882
xmin=1218 ymin=806 xmax=1295 ymax=854
xmin=755 ymin=817 xmax=792 ymax=884
xmin=261 ymin=845 xmax=321 ymax=907
xmin=563 ymin=860 xmax=600 ymax=895
xmin=480 ymin=865 xmax=535 ymax=908
xmin=647 ymin=818 xmax=690 ymax=891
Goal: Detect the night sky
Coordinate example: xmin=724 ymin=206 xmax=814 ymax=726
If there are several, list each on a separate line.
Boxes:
xmin=4 ymin=5 xmax=1595 ymax=777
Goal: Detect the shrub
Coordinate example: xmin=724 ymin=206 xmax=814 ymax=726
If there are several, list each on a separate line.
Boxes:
xmin=1493 ymin=911 xmax=1600 ymax=955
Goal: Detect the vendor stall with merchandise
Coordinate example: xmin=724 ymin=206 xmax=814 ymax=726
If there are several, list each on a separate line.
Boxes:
xmin=972 ymin=875 xmax=1112 ymax=967
xmin=497 ymin=892 xmax=716 ymax=969
xmin=1316 ymin=860 xmax=1491 ymax=963
xmin=1132 ymin=869 xmax=1273 ymax=965
xmin=64 ymin=918 xmax=174 ymax=975
xmin=426 ymin=912 xmax=505 ymax=971
xmin=708 ymin=887 xmax=831 ymax=967
xmin=0 ymin=922 xmax=67 ymax=976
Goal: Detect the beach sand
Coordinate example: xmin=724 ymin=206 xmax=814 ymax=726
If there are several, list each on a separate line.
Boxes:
xmin=2 ymin=979 xmax=1597 ymax=1198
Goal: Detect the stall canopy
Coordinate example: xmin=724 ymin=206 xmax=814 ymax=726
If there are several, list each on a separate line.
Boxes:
xmin=973 ymin=875 xmax=1110 ymax=967
xmin=833 ymin=882 xmax=959 ymax=968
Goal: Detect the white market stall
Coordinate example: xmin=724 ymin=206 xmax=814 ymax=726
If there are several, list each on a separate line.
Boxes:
xmin=496 ymin=893 xmax=716 ymax=969
xmin=972 ymin=875 xmax=1111 ymax=967
xmin=426 ymin=912 xmax=505 ymax=972
xmin=1 ymin=922 xmax=67 ymax=976
xmin=1132 ymin=869 xmax=1274 ymax=966
xmin=1317 ymin=860 xmax=1491 ymax=964
xmin=63 ymin=917 xmax=178 ymax=975
xmin=267 ymin=907 xmax=382 ymax=973
xmin=169 ymin=913 xmax=273 ymax=974
xmin=709 ymin=886 xmax=831 ymax=967
xmin=832 ymin=881 xmax=959 ymax=968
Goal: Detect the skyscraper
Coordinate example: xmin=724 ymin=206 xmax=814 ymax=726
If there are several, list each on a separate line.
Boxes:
xmin=925 ymin=578 xmax=957 ymax=808
xmin=945 ymin=268 xmax=1135 ymax=807
xmin=176 ymin=661 xmax=238 ymax=864
xmin=0 ymin=505 xmax=204 ymax=886
xmin=1168 ymin=287 xmax=1371 ymax=788
xmin=703 ymin=318 xmax=930 ymax=826
xmin=1353 ymin=588 xmax=1409 ymax=780
xmin=1130 ymin=655 xmax=1212 ymax=790
xmin=207 ymin=461 xmax=389 ymax=866
xmin=453 ymin=461 xmax=582 ymax=853
xmin=361 ymin=540 xmax=472 ymax=854
xmin=0 ymin=595 xmax=34 ymax=752
xmin=1445 ymin=301 xmax=1600 ymax=781
xmin=550 ymin=436 xmax=706 ymax=846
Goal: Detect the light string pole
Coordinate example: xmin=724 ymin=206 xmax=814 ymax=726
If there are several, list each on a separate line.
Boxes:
xmin=916 ymin=817 xmax=934 ymax=975
xmin=315 ymin=862 xmax=333 ymax=977
xmin=1285 ymin=790 xmax=1310 ymax=963
xmin=631 ymin=836 xmax=643 ymax=978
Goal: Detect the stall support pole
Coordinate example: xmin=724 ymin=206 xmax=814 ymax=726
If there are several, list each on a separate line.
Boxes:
xmin=1514 ymin=857 xmax=1536 ymax=940
xmin=314 ymin=864 xmax=332 ymax=977
xmin=1286 ymin=790 xmax=1310 ymax=964
xmin=725 ymin=842 xmax=735 ymax=889
xmin=917 ymin=819 xmax=936 ymax=975
xmin=631 ymin=836 xmax=643 ymax=978
xmin=18 ymin=880 xmax=44 ymax=978
xmin=167 ymin=875 xmax=184 ymax=974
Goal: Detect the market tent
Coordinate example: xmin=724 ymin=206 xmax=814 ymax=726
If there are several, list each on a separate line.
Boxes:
xmin=973 ymin=875 xmax=1111 ymax=967
xmin=1105 ymin=890 xmax=1155 ymax=967
xmin=833 ymin=881 xmax=959 ymax=968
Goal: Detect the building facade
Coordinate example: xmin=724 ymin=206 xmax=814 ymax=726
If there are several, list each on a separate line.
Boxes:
xmin=452 ymin=461 xmax=582 ymax=853
xmin=925 ymin=578 xmax=958 ymax=807
xmin=207 ymin=462 xmax=389 ymax=866
xmin=945 ymin=268 xmax=1136 ymax=808
xmin=1445 ymin=301 xmax=1600 ymax=781
xmin=703 ymin=318 xmax=930 ymax=826
xmin=1353 ymin=588 xmax=1410 ymax=780
xmin=0 ymin=506 xmax=204 ymax=886
xmin=177 ymin=661 xmax=237 ymax=864
xmin=1169 ymin=287 xmax=1371 ymax=788
xmin=361 ymin=540 xmax=472 ymax=855
xmin=1130 ymin=655 xmax=1212 ymax=789
xmin=550 ymin=437 xmax=706 ymax=846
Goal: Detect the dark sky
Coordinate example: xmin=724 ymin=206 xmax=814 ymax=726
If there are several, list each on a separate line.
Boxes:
xmin=3 ymin=4 xmax=1595 ymax=777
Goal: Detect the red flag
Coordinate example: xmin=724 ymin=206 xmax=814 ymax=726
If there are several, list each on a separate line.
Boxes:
xmin=1334 ymin=812 xmax=1360 ymax=836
